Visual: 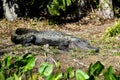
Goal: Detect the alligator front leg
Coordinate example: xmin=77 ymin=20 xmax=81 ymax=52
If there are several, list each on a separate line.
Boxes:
xmin=21 ymin=35 xmax=36 ymax=46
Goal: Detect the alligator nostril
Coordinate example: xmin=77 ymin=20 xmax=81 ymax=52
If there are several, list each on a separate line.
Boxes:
xmin=95 ymin=48 xmax=99 ymax=52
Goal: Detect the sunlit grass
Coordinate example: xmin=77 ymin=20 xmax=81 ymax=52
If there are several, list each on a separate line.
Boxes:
xmin=103 ymin=20 xmax=120 ymax=37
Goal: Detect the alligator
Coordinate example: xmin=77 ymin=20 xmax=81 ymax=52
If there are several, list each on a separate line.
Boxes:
xmin=11 ymin=28 xmax=99 ymax=52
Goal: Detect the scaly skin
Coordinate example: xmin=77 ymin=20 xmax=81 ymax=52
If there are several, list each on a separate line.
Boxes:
xmin=11 ymin=28 xmax=99 ymax=52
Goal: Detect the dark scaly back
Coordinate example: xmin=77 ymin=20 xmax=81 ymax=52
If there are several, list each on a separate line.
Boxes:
xmin=15 ymin=28 xmax=39 ymax=35
xmin=11 ymin=28 xmax=36 ymax=44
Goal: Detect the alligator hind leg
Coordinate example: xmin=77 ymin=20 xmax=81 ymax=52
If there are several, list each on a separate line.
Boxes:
xmin=21 ymin=35 xmax=36 ymax=46
xmin=58 ymin=41 xmax=69 ymax=51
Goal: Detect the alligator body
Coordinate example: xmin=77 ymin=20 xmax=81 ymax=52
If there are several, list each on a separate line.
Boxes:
xmin=11 ymin=28 xmax=99 ymax=52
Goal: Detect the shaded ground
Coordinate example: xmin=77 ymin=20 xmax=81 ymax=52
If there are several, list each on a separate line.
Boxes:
xmin=0 ymin=18 xmax=120 ymax=75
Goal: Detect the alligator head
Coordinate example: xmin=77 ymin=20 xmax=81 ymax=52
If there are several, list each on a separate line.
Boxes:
xmin=69 ymin=39 xmax=99 ymax=52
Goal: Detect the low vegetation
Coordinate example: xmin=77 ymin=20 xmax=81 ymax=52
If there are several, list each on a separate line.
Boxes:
xmin=103 ymin=20 xmax=120 ymax=37
xmin=0 ymin=53 xmax=120 ymax=80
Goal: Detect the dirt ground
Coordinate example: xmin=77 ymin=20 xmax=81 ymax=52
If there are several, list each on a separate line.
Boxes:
xmin=0 ymin=18 xmax=120 ymax=74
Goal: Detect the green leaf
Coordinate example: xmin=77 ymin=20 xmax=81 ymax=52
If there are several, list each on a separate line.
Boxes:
xmin=38 ymin=63 xmax=48 ymax=75
xmin=24 ymin=56 xmax=36 ymax=71
xmin=104 ymin=66 xmax=117 ymax=80
xmin=47 ymin=0 xmax=72 ymax=16
xmin=38 ymin=63 xmax=54 ymax=77
xmin=46 ymin=72 xmax=63 ymax=80
xmin=88 ymin=61 xmax=104 ymax=76
xmin=14 ymin=74 xmax=21 ymax=80
xmin=104 ymin=21 xmax=120 ymax=37
xmin=0 ymin=71 xmax=5 ymax=80
xmin=46 ymin=74 xmax=54 ymax=80
xmin=54 ymin=73 xmax=63 ymax=80
xmin=76 ymin=69 xmax=89 ymax=80
xmin=4 ymin=56 xmax=12 ymax=68
xmin=64 ymin=67 xmax=74 ymax=79
xmin=17 ymin=54 xmax=36 ymax=73
xmin=6 ymin=77 xmax=14 ymax=80
xmin=66 ymin=0 xmax=72 ymax=6
xmin=62 ymin=0 xmax=65 ymax=6
xmin=56 ymin=62 xmax=61 ymax=69
xmin=47 ymin=5 xmax=60 ymax=16
xmin=43 ymin=63 xmax=54 ymax=76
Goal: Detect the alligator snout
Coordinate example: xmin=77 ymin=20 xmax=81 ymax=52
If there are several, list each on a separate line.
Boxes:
xmin=95 ymin=48 xmax=99 ymax=52
xmin=91 ymin=47 xmax=99 ymax=52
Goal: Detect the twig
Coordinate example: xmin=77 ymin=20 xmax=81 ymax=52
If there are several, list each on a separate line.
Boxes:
xmin=73 ymin=59 xmax=88 ymax=68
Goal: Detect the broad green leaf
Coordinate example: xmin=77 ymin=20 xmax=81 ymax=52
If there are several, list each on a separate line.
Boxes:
xmin=24 ymin=56 xmax=36 ymax=71
xmin=104 ymin=66 xmax=117 ymax=80
xmin=9 ymin=54 xmax=35 ymax=69
xmin=88 ymin=61 xmax=104 ymax=76
xmin=46 ymin=74 xmax=54 ymax=80
xmin=65 ymin=67 xmax=74 ymax=79
xmin=38 ymin=63 xmax=48 ymax=75
xmin=14 ymin=74 xmax=21 ymax=80
xmin=19 ymin=54 xmax=36 ymax=72
xmin=5 ymin=56 xmax=12 ymax=68
xmin=54 ymin=73 xmax=63 ymax=80
xmin=0 ymin=71 xmax=5 ymax=80
xmin=88 ymin=63 xmax=94 ymax=75
xmin=76 ymin=69 xmax=89 ymax=80
xmin=43 ymin=63 xmax=54 ymax=76
xmin=46 ymin=72 xmax=63 ymax=80
xmin=6 ymin=77 xmax=14 ymax=80
xmin=38 ymin=63 xmax=54 ymax=77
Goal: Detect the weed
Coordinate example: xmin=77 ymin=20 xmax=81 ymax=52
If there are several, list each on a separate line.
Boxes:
xmin=0 ymin=53 xmax=120 ymax=80
xmin=103 ymin=21 xmax=120 ymax=37
xmin=114 ymin=52 xmax=120 ymax=56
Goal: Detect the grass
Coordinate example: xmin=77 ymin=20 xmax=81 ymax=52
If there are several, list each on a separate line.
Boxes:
xmin=103 ymin=20 xmax=120 ymax=37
